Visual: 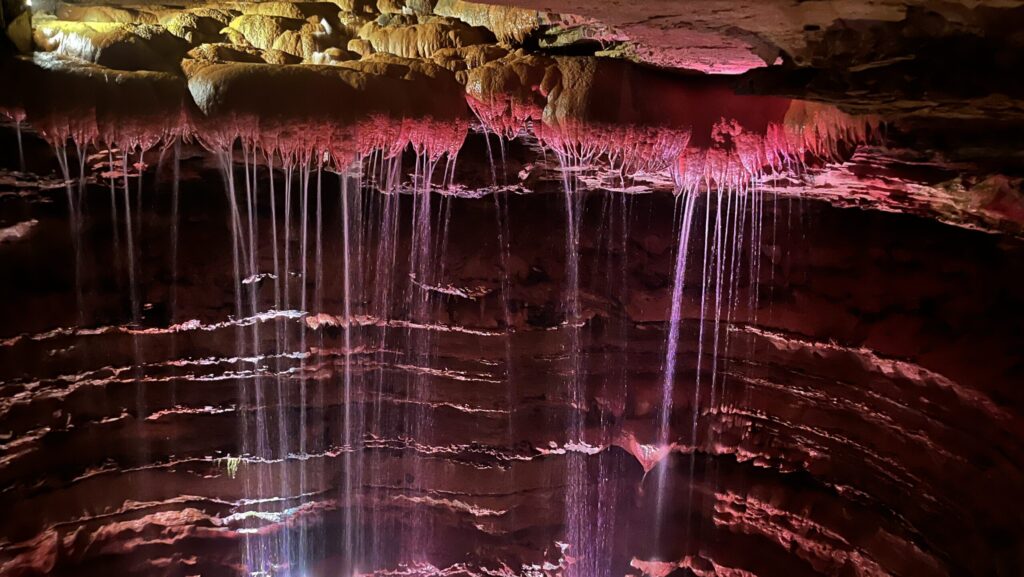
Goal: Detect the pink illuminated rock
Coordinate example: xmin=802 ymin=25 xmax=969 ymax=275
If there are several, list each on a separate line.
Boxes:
xmin=614 ymin=430 xmax=675 ymax=476
xmin=4 ymin=53 xmax=190 ymax=149
xmin=0 ymin=3 xmax=1022 ymax=577
xmin=467 ymin=54 xmax=874 ymax=186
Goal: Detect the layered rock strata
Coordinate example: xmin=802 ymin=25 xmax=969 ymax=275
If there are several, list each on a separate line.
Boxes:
xmin=0 ymin=1 xmax=1022 ymax=577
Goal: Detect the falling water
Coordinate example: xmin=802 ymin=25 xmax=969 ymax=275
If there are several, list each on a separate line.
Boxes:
xmin=704 ymin=187 xmax=728 ymax=436
xmin=339 ymin=162 xmax=358 ymax=576
xmin=368 ymin=151 xmax=401 ymax=570
xmin=647 ymin=170 xmax=776 ymax=557
xmin=122 ymin=149 xmax=140 ymax=322
xmin=135 ymin=146 xmax=149 ymax=239
xmin=52 ymin=140 xmax=84 ymax=324
xmin=267 ymin=148 xmax=291 ymax=577
xmin=216 ymin=143 xmax=263 ymax=574
xmin=296 ymin=152 xmax=312 ymax=577
xmin=169 ymin=139 xmax=181 ymax=322
xmin=14 ymin=118 xmax=25 ymax=172
xmin=5 ymin=88 xmax=837 ymax=577
xmin=409 ymin=149 xmax=434 ymax=563
xmin=492 ymin=181 xmax=517 ymax=543
xmin=653 ymin=187 xmax=699 ymax=537
xmin=590 ymin=190 xmax=634 ymax=577
xmin=552 ymin=147 xmax=594 ymax=576
xmin=249 ymin=141 xmax=275 ymax=576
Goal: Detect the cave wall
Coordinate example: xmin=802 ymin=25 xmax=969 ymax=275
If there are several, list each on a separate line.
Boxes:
xmin=0 ymin=128 xmax=1022 ymax=576
xmin=1 ymin=0 xmax=1023 ymax=576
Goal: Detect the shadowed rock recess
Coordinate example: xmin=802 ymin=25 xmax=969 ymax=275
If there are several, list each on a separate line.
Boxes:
xmin=0 ymin=0 xmax=1023 ymax=576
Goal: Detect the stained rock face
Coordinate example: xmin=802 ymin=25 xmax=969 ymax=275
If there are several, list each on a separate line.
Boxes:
xmin=1 ymin=1 xmax=1023 ymax=577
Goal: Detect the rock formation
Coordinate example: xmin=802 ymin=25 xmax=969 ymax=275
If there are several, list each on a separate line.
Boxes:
xmin=0 ymin=1 xmax=1021 ymax=577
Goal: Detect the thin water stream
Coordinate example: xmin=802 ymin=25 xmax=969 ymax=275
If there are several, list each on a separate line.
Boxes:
xmin=6 ymin=100 xmax=836 ymax=577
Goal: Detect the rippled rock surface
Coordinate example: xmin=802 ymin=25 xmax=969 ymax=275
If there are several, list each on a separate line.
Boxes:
xmin=0 ymin=2 xmax=1022 ymax=577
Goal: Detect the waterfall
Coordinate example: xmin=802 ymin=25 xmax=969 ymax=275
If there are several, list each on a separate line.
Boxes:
xmin=19 ymin=104 xmax=807 ymax=577
xmin=53 ymin=141 xmax=84 ymax=324
xmin=14 ymin=118 xmax=25 ymax=172
xmin=653 ymin=187 xmax=699 ymax=544
xmin=121 ymin=150 xmax=139 ymax=323
xmin=553 ymin=147 xmax=591 ymax=576
xmin=340 ymin=163 xmax=358 ymax=575
xmin=169 ymin=139 xmax=181 ymax=323
xmin=643 ymin=176 xmax=773 ymax=559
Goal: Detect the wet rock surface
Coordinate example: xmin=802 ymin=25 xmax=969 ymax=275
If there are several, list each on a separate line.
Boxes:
xmin=0 ymin=126 xmax=1020 ymax=577
xmin=0 ymin=1 xmax=1022 ymax=577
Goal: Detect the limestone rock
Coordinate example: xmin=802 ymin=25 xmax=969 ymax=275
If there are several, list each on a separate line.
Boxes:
xmin=337 ymin=11 xmax=375 ymax=36
xmin=347 ymin=37 xmax=374 ymax=56
xmin=377 ymin=0 xmax=438 ymax=15
xmin=184 ymin=55 xmax=465 ymax=122
xmin=32 ymin=20 xmax=189 ymax=73
xmin=223 ymin=14 xmax=304 ymax=52
xmin=54 ymin=4 xmax=161 ymax=25
xmin=358 ymin=17 xmax=493 ymax=59
xmin=308 ymin=46 xmax=360 ymax=64
xmin=186 ymin=42 xmax=271 ymax=64
xmin=328 ymin=0 xmax=378 ymax=14
xmin=160 ymin=11 xmax=236 ymax=44
xmin=5 ymin=10 xmax=33 ymax=54
xmin=5 ymin=53 xmax=189 ymax=145
xmin=434 ymin=0 xmax=548 ymax=44
xmin=225 ymin=13 xmax=348 ymax=61
xmin=431 ymin=44 xmax=508 ymax=72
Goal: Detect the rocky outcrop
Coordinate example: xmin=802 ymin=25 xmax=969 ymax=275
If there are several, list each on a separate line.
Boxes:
xmin=2 ymin=53 xmax=189 ymax=145
xmin=433 ymin=0 xmax=549 ymax=44
xmin=32 ymin=20 xmax=190 ymax=72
